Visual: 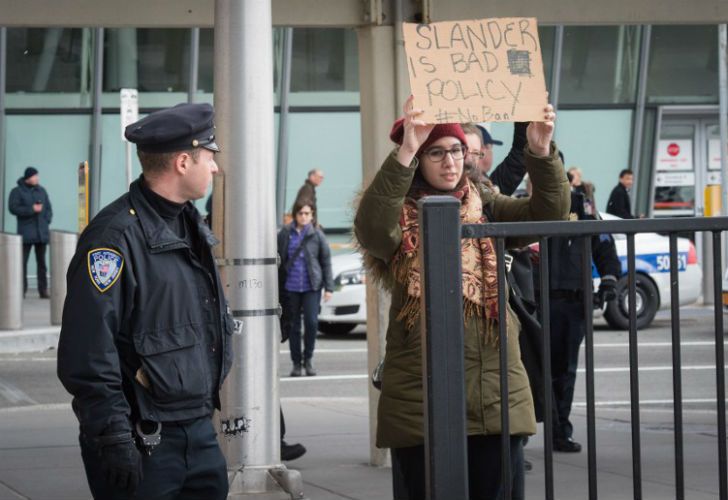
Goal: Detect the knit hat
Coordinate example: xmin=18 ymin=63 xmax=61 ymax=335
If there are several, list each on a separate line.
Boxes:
xmin=23 ymin=167 xmax=38 ymax=180
xmin=389 ymin=118 xmax=468 ymax=158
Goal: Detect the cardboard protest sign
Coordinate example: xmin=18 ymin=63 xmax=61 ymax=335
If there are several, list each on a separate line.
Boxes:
xmin=403 ymin=18 xmax=548 ymax=123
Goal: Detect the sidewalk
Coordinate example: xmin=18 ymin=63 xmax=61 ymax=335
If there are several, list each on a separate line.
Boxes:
xmin=0 ymin=299 xmax=723 ymax=499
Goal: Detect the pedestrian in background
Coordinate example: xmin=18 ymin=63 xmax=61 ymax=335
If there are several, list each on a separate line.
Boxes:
xmin=354 ymin=95 xmax=569 ymax=500
xmin=462 ymin=122 xmax=528 ymax=196
xmin=568 ymin=167 xmax=596 ymax=216
xmin=294 ymin=168 xmax=324 ymax=215
xmin=277 ymin=200 xmax=334 ymax=377
xmin=8 ymin=166 xmax=52 ymax=298
xmin=545 ymin=175 xmax=621 ymax=453
xmin=57 ymin=103 xmax=233 ymax=500
xmin=607 ymin=168 xmax=636 ymax=219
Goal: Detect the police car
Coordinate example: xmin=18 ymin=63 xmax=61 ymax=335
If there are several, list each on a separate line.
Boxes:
xmin=596 ymin=213 xmax=702 ymax=330
xmin=318 ymin=214 xmax=703 ymax=334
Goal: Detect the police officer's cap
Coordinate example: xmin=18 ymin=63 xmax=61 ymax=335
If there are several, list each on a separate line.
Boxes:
xmin=124 ymin=103 xmax=220 ymax=154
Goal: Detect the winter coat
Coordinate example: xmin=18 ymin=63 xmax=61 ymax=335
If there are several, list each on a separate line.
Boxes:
xmin=8 ymin=178 xmax=53 ymax=244
xmin=57 ymin=178 xmax=234 ymax=436
xmin=277 ymin=223 xmax=334 ymax=294
xmin=354 ymin=144 xmax=570 ymax=449
xmin=606 ymin=183 xmax=634 ymax=219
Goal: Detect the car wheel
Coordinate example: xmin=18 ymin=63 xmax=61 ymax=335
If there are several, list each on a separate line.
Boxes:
xmin=604 ymin=274 xmax=659 ymax=330
xmin=318 ymin=322 xmax=356 ymax=336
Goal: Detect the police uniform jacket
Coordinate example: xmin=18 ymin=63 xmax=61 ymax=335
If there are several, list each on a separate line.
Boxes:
xmin=547 ymin=191 xmax=622 ymax=292
xmin=57 ymin=177 xmax=234 ymax=437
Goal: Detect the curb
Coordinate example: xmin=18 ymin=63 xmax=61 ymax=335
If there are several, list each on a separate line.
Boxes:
xmin=0 ymin=327 xmax=60 ymax=354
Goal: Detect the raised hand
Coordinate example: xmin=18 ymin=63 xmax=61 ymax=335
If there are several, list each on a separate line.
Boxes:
xmin=526 ymin=104 xmax=556 ymax=157
xmin=396 ymin=95 xmax=435 ymax=167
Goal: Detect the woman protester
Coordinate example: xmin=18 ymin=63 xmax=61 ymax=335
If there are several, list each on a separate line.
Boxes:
xmin=278 ymin=200 xmax=334 ymax=377
xmin=354 ymin=95 xmax=570 ymax=499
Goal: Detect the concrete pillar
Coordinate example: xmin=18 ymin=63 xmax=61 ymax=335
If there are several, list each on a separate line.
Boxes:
xmin=357 ymin=24 xmax=398 ymax=468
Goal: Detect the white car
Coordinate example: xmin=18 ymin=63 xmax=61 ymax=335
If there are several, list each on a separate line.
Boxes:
xmin=318 ymin=252 xmax=367 ymax=335
xmin=595 ymin=213 xmax=702 ymax=330
xmin=319 ymin=214 xmax=703 ymax=333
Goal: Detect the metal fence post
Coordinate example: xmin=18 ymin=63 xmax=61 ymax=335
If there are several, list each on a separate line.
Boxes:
xmin=419 ymin=196 xmax=469 ymax=500
xmin=0 ymin=232 xmax=23 ymax=330
xmin=50 ymin=230 xmax=78 ymax=325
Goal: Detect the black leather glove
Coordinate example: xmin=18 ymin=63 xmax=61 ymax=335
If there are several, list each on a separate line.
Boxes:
xmin=95 ymin=427 xmax=143 ymax=494
xmin=594 ymin=275 xmax=618 ymax=309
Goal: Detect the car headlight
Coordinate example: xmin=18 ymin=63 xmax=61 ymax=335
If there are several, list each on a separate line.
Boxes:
xmin=335 ymin=268 xmax=366 ymax=288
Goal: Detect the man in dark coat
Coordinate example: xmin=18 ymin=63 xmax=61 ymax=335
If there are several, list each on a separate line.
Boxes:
xmin=8 ymin=166 xmax=53 ymax=298
xmin=547 ymin=187 xmax=621 ymax=452
xmin=462 ymin=122 xmax=528 ymax=196
xmin=606 ymin=169 xmax=635 ymax=219
xmin=57 ymin=103 xmax=233 ymax=500
xmin=294 ymin=168 xmax=324 ymax=212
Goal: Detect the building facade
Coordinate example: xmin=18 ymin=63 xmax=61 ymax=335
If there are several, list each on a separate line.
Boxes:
xmin=0 ymin=24 xmax=724 ymax=236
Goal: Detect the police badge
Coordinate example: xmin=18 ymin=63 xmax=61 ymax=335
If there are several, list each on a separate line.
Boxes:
xmin=87 ymin=248 xmax=124 ymax=293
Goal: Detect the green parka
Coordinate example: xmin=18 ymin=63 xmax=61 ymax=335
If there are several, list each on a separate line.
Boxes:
xmin=354 ymin=144 xmax=570 ymax=449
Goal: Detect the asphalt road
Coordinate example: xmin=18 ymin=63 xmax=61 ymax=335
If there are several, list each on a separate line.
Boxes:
xmin=1 ymin=306 xmax=726 ymax=420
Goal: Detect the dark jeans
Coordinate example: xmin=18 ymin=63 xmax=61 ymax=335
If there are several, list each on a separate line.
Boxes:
xmin=284 ymin=289 xmax=320 ymax=365
xmin=549 ymin=297 xmax=585 ymax=440
xmin=22 ymin=242 xmax=47 ymax=294
xmin=391 ymin=435 xmax=525 ymax=500
xmin=80 ymin=417 xmax=228 ymax=500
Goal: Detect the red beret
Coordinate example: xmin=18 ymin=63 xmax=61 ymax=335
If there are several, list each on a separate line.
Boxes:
xmin=389 ymin=118 xmax=468 ymax=158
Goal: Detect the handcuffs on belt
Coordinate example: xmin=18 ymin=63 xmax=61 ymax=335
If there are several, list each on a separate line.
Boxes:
xmin=135 ymin=421 xmax=162 ymax=456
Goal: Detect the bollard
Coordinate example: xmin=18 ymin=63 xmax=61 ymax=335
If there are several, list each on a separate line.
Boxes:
xmin=50 ymin=231 xmax=78 ymax=325
xmin=0 ymin=232 xmax=23 ymax=330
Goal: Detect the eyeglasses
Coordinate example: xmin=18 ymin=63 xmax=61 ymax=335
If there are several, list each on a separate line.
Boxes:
xmin=423 ymin=144 xmax=467 ymax=162
xmin=468 ymin=151 xmax=485 ymax=159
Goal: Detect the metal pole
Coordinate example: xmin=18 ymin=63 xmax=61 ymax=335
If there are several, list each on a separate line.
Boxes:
xmin=275 ymin=27 xmax=292 ymax=225
xmin=719 ymin=26 xmax=728 ymax=274
xmin=539 ymin=236 xmax=554 ymax=500
xmin=549 ymin=25 xmax=564 ymax=113
xmin=712 ymin=231 xmax=728 ymax=500
xmin=125 ymin=142 xmax=133 ymax=188
xmin=0 ymin=28 xmax=6 ymax=231
xmin=496 ymin=238 xmax=511 ymax=500
xmin=214 ymin=0 xmax=302 ymax=497
xmin=669 ymin=234 xmax=685 ymax=500
xmin=630 ymin=25 xmax=652 ymax=213
xmin=627 ymin=234 xmax=643 ymax=499
xmin=582 ymin=237 xmax=598 ymax=500
xmin=419 ymin=197 xmax=469 ymax=500
xmin=89 ymin=27 xmax=104 ymax=218
xmin=188 ymin=27 xmax=199 ymax=103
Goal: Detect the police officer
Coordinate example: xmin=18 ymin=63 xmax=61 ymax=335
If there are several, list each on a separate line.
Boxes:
xmin=547 ymin=181 xmax=620 ymax=452
xmin=57 ymin=103 xmax=234 ymax=499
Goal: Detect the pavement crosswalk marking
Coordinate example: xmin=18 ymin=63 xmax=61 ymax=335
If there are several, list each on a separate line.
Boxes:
xmin=0 ymin=379 xmax=38 ymax=405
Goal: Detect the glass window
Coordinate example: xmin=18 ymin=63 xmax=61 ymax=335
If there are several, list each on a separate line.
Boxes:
xmin=290 ymin=28 xmax=359 ymax=93
xmin=6 ymin=28 xmax=85 ymax=93
xmin=559 ymin=26 xmax=640 ymax=105
xmin=198 ymin=28 xmax=214 ymax=93
xmin=104 ymin=28 xmax=190 ymax=93
xmin=647 ymin=25 xmax=718 ymax=104
xmin=538 ymin=26 xmax=555 ymax=86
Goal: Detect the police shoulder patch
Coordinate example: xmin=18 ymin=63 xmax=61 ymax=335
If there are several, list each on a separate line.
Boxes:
xmin=87 ymin=248 xmax=124 ymax=293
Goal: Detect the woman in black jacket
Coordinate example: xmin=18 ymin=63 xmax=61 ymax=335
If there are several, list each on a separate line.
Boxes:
xmin=277 ymin=199 xmax=334 ymax=377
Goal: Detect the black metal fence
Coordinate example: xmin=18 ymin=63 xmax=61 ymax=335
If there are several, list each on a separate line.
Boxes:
xmin=417 ymin=196 xmax=728 ymax=500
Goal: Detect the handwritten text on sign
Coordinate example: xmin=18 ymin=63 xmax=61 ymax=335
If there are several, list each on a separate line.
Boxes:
xmin=403 ymin=18 xmax=548 ymax=123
